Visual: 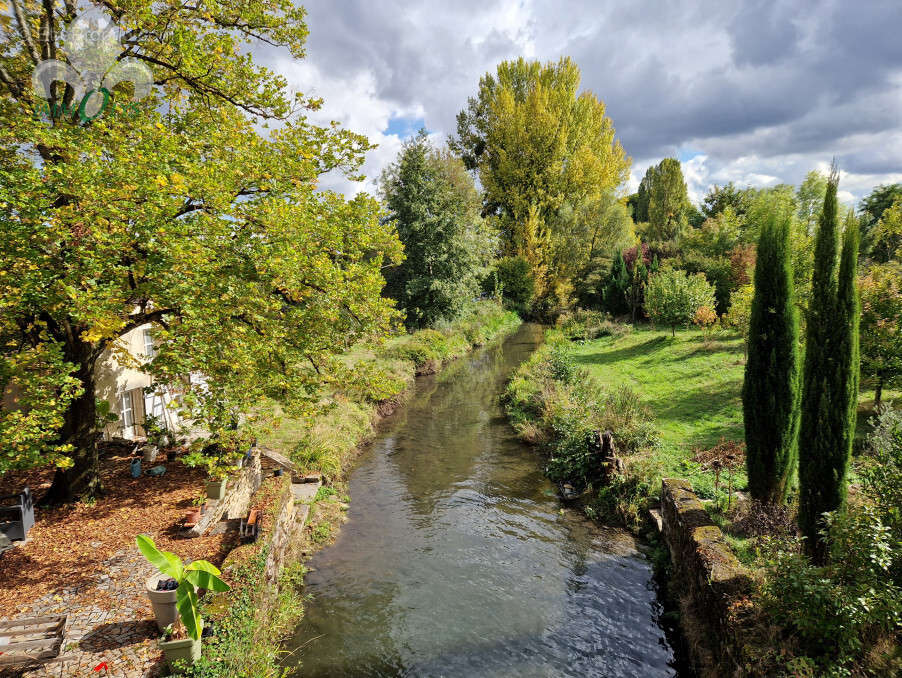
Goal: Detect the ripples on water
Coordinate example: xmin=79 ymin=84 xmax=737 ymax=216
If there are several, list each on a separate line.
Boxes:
xmin=285 ymin=325 xmax=679 ymax=678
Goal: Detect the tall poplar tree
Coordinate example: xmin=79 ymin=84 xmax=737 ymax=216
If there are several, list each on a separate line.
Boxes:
xmin=798 ymin=169 xmax=860 ymax=560
xmin=451 ymin=57 xmax=630 ymax=285
xmin=743 ymin=202 xmax=800 ymax=505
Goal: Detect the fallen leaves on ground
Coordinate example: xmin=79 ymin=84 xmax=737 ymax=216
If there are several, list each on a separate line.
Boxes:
xmin=0 ymin=448 xmax=239 ymax=618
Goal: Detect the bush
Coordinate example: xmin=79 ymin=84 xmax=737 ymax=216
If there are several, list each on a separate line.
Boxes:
xmin=504 ymin=335 xmax=658 ymax=491
xmin=178 ymin=548 xmax=304 ymax=678
xmin=759 ymin=506 xmax=902 ymax=675
xmin=556 ymin=309 xmax=632 ymax=342
xmin=860 ymin=404 xmax=902 ymax=586
xmin=645 ymin=268 xmax=716 ymax=336
xmin=490 ymin=256 xmax=534 ymax=312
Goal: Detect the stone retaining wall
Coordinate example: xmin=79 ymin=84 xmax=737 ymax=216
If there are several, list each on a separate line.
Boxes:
xmin=263 ymin=482 xmax=297 ymax=584
xmin=660 ymin=478 xmax=753 ymax=676
xmin=189 ymin=451 xmax=262 ymax=537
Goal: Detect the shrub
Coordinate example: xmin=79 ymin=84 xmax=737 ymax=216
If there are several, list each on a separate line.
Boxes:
xmin=492 ymin=256 xmax=534 ymax=311
xmin=692 ymin=305 xmax=717 ymax=338
xmin=743 ymin=206 xmax=800 ymax=506
xmin=860 ymin=405 xmax=902 ymax=586
xmin=645 ymin=268 xmax=716 ymax=336
xmin=504 ymin=336 xmax=658 ymax=491
xmin=179 ymin=548 xmax=304 ymax=678
xmin=759 ymin=506 xmax=902 ymax=675
xmin=724 ymin=283 xmax=753 ymax=346
xmin=557 ymin=309 xmax=632 ymax=342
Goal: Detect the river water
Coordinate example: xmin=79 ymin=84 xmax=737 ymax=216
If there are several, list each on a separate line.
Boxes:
xmin=285 ymin=323 xmax=679 ymax=677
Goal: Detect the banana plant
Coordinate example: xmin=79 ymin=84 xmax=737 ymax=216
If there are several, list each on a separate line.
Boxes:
xmin=136 ymin=534 xmax=230 ymax=640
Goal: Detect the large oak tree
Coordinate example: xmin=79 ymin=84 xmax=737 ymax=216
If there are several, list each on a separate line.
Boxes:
xmin=0 ymin=1 xmax=402 ymax=501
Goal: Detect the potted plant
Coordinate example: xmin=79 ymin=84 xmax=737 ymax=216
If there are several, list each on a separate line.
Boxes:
xmin=184 ymin=494 xmax=208 ymax=526
xmin=205 ymin=474 xmax=228 ymax=500
xmin=142 ymin=443 xmax=159 ymax=464
xmin=137 ymin=535 xmax=229 ymax=669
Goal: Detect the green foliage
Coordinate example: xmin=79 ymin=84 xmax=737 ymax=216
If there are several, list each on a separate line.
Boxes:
xmin=759 ymin=507 xmax=902 ymax=676
xmin=602 ymin=250 xmax=631 ymax=315
xmin=136 ymin=535 xmax=229 ymax=641
xmin=638 ymin=159 xmax=690 ymax=242
xmin=682 ymin=206 xmax=744 ymax=258
xmin=870 ymin=200 xmax=902 ymax=263
xmin=380 ymin=132 xmax=494 ymax=328
xmin=796 ymin=170 xmax=829 ymax=234
xmin=0 ymin=2 xmax=402 ymax=501
xmin=743 ymin=201 xmax=800 ymax=505
xmin=644 ymin=268 xmax=716 ymax=336
xmin=179 ymin=548 xmax=304 ymax=678
xmin=489 ymin=256 xmax=535 ymax=311
xmin=702 ymin=182 xmax=753 ymax=219
xmin=451 ymin=56 xmax=630 ymax=293
xmin=556 ymin=309 xmax=631 ymax=342
xmin=504 ymin=334 xmax=658 ymax=489
xmin=798 ymin=171 xmax=860 ymax=558
xmin=859 ymin=183 xmax=902 ymax=254
xmin=860 ymin=405 xmax=902 ymax=587
xmin=548 ymin=192 xmax=635 ymax=286
xmin=724 ymin=283 xmax=754 ymax=345
xmin=859 ymin=263 xmax=902 ymax=406
xmin=678 ymin=251 xmax=733 ymax=314
xmin=0 ymin=342 xmax=81 ymax=470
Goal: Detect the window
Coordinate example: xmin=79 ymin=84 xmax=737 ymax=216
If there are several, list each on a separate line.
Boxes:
xmin=120 ymin=392 xmax=134 ymax=429
xmin=143 ymin=328 xmax=155 ymax=358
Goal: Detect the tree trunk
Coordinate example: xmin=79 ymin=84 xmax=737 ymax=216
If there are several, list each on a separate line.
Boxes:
xmin=42 ymin=343 xmax=102 ymax=505
xmin=875 ymin=378 xmax=883 ymax=409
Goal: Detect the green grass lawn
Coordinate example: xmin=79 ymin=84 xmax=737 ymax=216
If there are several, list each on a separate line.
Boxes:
xmin=568 ymin=324 xmax=899 ymax=499
xmin=570 ymin=326 xmax=747 ymax=497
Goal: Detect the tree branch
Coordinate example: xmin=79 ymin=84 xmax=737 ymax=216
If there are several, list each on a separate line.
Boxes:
xmin=0 ymin=64 xmax=23 ymax=99
xmin=11 ymin=0 xmax=41 ymax=64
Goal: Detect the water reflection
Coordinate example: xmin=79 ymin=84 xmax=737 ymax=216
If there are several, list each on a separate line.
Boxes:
xmin=286 ymin=325 xmax=677 ymax=677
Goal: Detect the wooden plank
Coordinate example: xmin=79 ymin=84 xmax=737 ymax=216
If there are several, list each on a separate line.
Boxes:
xmin=0 ymin=638 xmax=60 ymax=652
xmin=0 ymin=615 xmax=65 ymax=630
xmin=0 ymin=647 xmax=59 ymax=667
xmin=0 ymin=627 xmax=60 ymax=638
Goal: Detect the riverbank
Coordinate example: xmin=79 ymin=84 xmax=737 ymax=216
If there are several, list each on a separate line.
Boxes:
xmin=189 ymin=301 xmax=522 ymax=677
xmin=284 ymin=322 xmax=678 ymax=676
xmin=503 ymin=315 xmax=902 ymax=677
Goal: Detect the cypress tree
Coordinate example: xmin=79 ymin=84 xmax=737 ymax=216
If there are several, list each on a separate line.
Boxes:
xmin=797 ymin=169 xmax=859 ymax=561
xmin=743 ymin=203 xmax=800 ymax=505
xmin=604 ymin=250 xmax=630 ymax=315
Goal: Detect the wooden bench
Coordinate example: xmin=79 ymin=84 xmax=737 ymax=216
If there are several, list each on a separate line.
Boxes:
xmin=239 ymin=509 xmax=261 ymax=542
xmin=0 ymin=487 xmax=34 ymax=542
xmin=0 ymin=615 xmax=66 ymax=668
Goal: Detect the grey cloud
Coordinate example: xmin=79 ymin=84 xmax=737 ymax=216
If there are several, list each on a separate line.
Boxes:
xmin=267 ymin=0 xmax=902 ymax=200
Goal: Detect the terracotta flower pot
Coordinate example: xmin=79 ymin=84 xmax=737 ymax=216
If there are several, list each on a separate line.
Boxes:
xmin=146 ymin=572 xmax=179 ymax=631
xmin=184 ymin=509 xmax=201 ymax=527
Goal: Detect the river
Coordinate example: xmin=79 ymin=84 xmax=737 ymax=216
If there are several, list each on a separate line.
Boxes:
xmin=285 ymin=323 xmax=680 ymax=677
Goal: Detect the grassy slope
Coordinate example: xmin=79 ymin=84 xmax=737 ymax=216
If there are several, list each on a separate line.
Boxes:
xmin=570 ymin=325 xmax=899 ymax=500
xmin=259 ymin=302 xmax=521 ymax=478
xmin=570 ymin=327 xmax=747 ymax=497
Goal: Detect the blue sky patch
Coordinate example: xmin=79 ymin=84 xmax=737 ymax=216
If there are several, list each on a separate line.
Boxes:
xmin=384 ymin=115 xmax=427 ymax=139
xmin=677 ymin=146 xmax=704 ymax=163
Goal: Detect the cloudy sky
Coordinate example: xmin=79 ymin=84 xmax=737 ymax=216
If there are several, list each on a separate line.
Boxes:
xmin=262 ymin=0 xmax=902 ymax=206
